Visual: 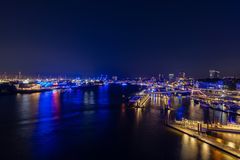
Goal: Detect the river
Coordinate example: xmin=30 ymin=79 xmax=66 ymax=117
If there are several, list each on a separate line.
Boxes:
xmin=0 ymin=84 xmax=237 ymax=160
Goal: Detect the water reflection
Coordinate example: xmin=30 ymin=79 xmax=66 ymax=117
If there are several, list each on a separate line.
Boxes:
xmin=17 ymin=93 xmax=40 ymax=124
xmin=201 ymin=143 xmax=210 ymax=160
xmin=150 ymin=94 xmax=161 ymax=106
xmin=188 ymin=99 xmax=203 ymax=121
xmin=0 ymin=86 xmax=238 ymax=160
xmin=150 ymin=94 xmax=169 ymax=109
xmin=98 ymin=85 xmax=109 ymax=106
xmin=149 ymin=94 xmax=240 ymax=154
xmin=180 ymin=133 xmax=236 ymax=160
xmin=121 ymin=103 xmax=126 ymax=113
xmin=135 ymin=108 xmax=143 ymax=127
xmin=62 ymin=89 xmax=83 ymax=105
xmin=150 ymin=95 xmax=240 ymax=125
xmin=52 ymin=90 xmax=61 ymax=118
xmin=181 ymin=134 xmax=198 ymax=160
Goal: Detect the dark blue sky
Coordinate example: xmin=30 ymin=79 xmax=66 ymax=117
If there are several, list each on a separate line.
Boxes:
xmin=1 ymin=0 xmax=240 ymax=78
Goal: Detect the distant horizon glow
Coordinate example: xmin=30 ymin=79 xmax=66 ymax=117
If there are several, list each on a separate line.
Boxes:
xmin=1 ymin=1 xmax=240 ymax=78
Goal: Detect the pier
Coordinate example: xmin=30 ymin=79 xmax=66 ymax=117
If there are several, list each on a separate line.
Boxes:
xmin=130 ymin=94 xmax=150 ymax=108
xmin=175 ymin=119 xmax=240 ymax=134
xmin=166 ymin=122 xmax=240 ymax=158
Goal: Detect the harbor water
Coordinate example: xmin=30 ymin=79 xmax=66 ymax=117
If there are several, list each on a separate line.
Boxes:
xmin=0 ymin=84 xmax=238 ymax=160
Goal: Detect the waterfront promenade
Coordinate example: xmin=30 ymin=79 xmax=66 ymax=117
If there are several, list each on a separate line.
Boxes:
xmin=134 ymin=91 xmax=240 ymax=159
xmin=167 ymin=122 xmax=240 ymax=158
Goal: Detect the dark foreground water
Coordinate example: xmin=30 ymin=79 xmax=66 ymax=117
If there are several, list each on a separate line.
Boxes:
xmin=0 ymin=85 xmax=237 ymax=160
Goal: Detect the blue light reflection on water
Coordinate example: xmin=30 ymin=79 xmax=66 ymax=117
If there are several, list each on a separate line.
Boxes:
xmin=32 ymin=91 xmax=60 ymax=159
xmin=175 ymin=105 xmax=185 ymax=120
xmin=0 ymin=85 xmax=238 ymax=160
xmin=98 ymin=85 xmax=109 ymax=106
xmin=29 ymin=86 xmax=117 ymax=159
xmin=37 ymin=92 xmax=56 ymax=119
xmin=162 ymin=96 xmax=240 ymax=125
xmin=62 ymin=89 xmax=83 ymax=105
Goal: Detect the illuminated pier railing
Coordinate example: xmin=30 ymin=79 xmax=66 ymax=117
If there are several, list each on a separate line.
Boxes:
xmin=174 ymin=119 xmax=240 ymax=133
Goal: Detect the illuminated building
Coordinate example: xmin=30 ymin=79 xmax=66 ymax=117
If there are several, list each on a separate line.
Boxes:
xmin=168 ymin=74 xmax=174 ymax=81
xmin=18 ymin=72 xmax=22 ymax=79
xmin=151 ymin=76 xmax=156 ymax=82
xmin=209 ymin=70 xmax=220 ymax=79
xmin=158 ymin=74 xmax=164 ymax=82
xmin=178 ymin=72 xmax=186 ymax=79
xmin=112 ymin=76 xmax=118 ymax=81
xmin=236 ymin=82 xmax=240 ymax=90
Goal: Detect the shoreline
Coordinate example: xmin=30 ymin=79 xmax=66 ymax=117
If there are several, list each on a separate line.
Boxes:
xmin=166 ymin=123 xmax=240 ymax=158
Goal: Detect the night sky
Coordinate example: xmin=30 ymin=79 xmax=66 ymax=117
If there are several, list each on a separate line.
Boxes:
xmin=1 ymin=0 xmax=240 ymax=78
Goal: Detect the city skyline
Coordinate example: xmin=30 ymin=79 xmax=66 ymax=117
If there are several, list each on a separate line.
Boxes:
xmin=1 ymin=1 xmax=240 ymax=160
xmin=1 ymin=0 xmax=240 ymax=77
xmin=0 ymin=69 xmax=240 ymax=80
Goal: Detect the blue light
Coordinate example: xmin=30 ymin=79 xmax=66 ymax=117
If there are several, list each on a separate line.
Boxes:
xmin=122 ymin=83 xmax=127 ymax=86
xmin=37 ymin=81 xmax=53 ymax=87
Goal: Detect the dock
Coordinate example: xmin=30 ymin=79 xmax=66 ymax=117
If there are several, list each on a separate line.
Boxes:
xmin=129 ymin=94 xmax=150 ymax=108
xmin=166 ymin=122 xmax=240 ymax=158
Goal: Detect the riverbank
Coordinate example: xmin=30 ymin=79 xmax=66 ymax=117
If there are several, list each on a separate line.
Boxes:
xmin=166 ymin=123 xmax=240 ymax=158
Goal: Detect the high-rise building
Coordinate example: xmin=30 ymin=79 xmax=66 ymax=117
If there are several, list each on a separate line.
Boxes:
xmin=236 ymin=83 xmax=240 ymax=90
xmin=169 ymin=74 xmax=174 ymax=81
xmin=151 ymin=76 xmax=156 ymax=82
xmin=112 ymin=76 xmax=118 ymax=81
xmin=3 ymin=72 xmax=7 ymax=79
xmin=209 ymin=70 xmax=220 ymax=79
xmin=158 ymin=74 xmax=164 ymax=81
xmin=178 ymin=72 xmax=186 ymax=79
xmin=18 ymin=72 xmax=22 ymax=79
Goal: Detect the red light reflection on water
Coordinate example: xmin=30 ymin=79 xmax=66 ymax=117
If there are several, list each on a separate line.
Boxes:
xmin=52 ymin=90 xmax=61 ymax=118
